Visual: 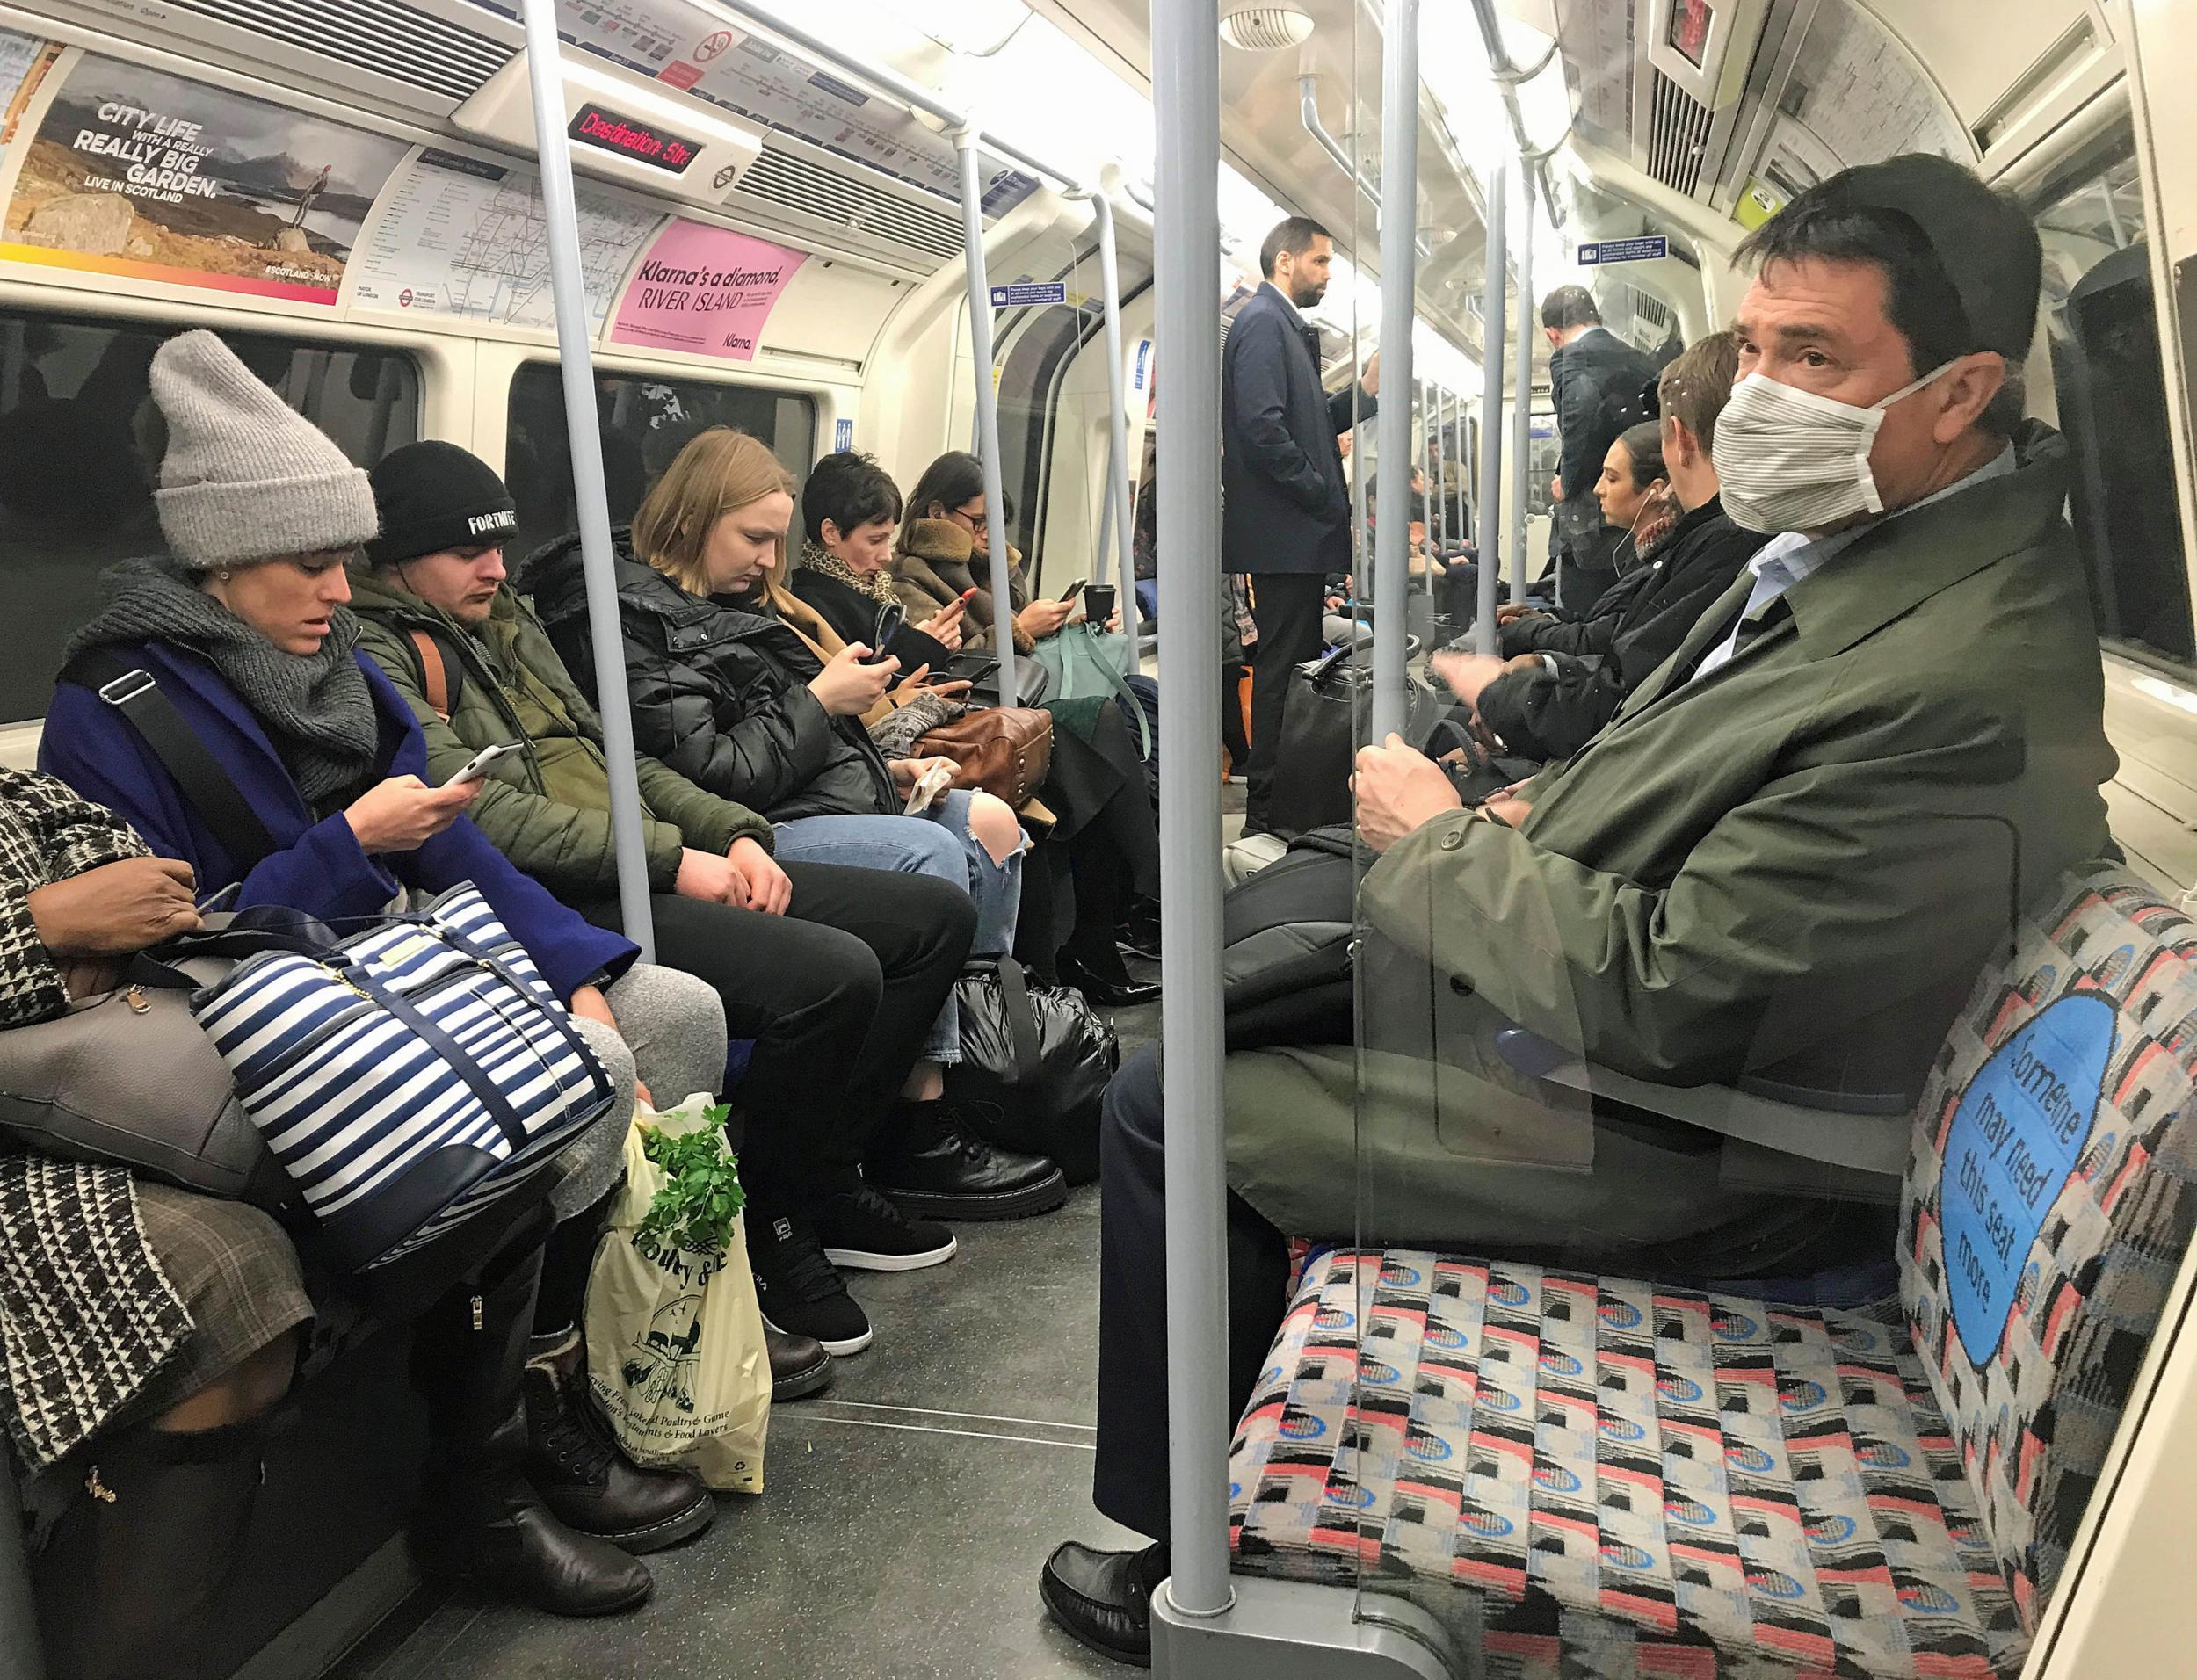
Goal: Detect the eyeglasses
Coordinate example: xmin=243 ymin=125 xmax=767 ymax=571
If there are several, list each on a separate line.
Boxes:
xmin=951 ymin=503 xmax=990 ymax=534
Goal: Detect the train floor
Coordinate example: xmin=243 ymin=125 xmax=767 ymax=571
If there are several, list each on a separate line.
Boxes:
xmin=335 ymin=949 xmax=1191 ymax=1675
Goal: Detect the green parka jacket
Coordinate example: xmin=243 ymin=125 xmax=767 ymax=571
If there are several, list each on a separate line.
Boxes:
xmin=1360 ymin=422 xmax=2118 ymax=1098
xmin=349 ymin=568 xmax=773 ymax=900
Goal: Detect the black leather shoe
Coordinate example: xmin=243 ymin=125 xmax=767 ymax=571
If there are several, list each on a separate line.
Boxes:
xmin=871 ymin=1099 xmax=1068 ymax=1221
xmin=523 ymin=1331 xmax=715 ymax=1554
xmin=1058 ymin=952 xmax=1162 ymax=1008
xmin=768 ymin=1325 xmax=833 ymax=1402
xmin=1039 ymin=1539 xmax=1166 ymax=1668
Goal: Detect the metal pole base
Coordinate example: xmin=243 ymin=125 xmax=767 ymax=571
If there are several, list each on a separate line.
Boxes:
xmin=1152 ymin=1576 xmax=1457 ymax=1679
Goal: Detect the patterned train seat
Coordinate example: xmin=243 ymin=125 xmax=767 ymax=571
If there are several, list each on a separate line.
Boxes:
xmin=1226 ymin=869 xmax=2197 ymax=1677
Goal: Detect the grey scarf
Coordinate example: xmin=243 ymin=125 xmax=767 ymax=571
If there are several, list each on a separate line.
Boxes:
xmin=800 ymin=538 xmax=899 ymax=605
xmin=68 ymin=557 xmax=380 ymax=807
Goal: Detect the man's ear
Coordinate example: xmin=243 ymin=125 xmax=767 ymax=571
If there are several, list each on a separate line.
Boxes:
xmin=1932 ymin=352 xmax=2006 ymax=444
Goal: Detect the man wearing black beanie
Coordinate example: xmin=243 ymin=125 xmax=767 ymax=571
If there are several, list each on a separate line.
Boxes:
xmin=352 ymin=442 xmax=1023 ymax=1374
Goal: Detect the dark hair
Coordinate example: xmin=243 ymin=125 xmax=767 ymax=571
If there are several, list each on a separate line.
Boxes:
xmin=1259 ymin=216 xmax=1331 ymax=279
xmin=1656 ymin=329 xmax=1742 ymax=455
xmin=1540 ymin=285 xmax=1601 ymax=331
xmin=903 ymin=451 xmax=987 ymax=547
xmin=1735 ymin=195 xmax=2027 ymax=437
xmin=1613 ymin=422 xmax=1666 ymax=489
xmin=802 ymin=450 xmax=902 ymax=544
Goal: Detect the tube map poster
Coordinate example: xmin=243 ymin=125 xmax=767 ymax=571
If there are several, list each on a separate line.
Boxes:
xmin=1 ymin=54 xmax=409 ymax=304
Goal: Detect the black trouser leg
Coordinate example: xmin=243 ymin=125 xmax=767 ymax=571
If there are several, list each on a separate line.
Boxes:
xmin=1091 ymin=1047 xmax=1291 ymax=1541
xmin=533 ymin=1183 xmax=615 ymax=1336
xmin=588 ymin=873 xmax=975 ymax=1217
xmin=1244 ymin=573 xmax=1328 ymax=833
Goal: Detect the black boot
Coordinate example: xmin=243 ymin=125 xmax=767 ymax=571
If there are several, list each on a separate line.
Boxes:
xmin=33 ymin=1416 xmax=274 ymax=1680
xmin=869 ymin=1098 xmax=1068 ymax=1221
xmin=410 ymin=1242 xmax=652 ymax=1617
xmin=1039 ymin=1539 xmax=1168 ymax=1669
xmin=523 ymin=1329 xmax=715 ymax=1555
xmin=767 ymin=1325 xmax=833 ymax=1402
xmin=1058 ymin=948 xmax=1162 ymax=1007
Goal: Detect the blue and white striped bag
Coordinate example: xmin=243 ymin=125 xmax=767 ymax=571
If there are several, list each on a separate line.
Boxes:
xmin=190 ymin=884 xmax=618 ymax=1272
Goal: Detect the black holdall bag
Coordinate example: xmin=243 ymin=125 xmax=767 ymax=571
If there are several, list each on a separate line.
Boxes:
xmin=946 ymin=957 xmax=1118 ymax=1184
xmin=1222 ymin=825 xmax=1360 ymax=1053
xmin=1265 ymin=644 xmax=1447 ymax=840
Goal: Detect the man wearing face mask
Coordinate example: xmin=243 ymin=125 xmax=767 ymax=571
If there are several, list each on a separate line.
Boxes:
xmin=1222 ymin=216 xmax=1379 ymax=836
xmin=1040 ymin=154 xmax=2123 ymax=1670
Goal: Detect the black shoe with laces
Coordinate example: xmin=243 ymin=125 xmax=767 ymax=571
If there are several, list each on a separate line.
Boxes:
xmin=819 ymin=1183 xmax=959 ymax=1272
xmin=522 ymin=1330 xmax=714 ymax=1555
xmin=750 ymin=1211 xmax=873 ymax=1356
xmin=870 ymin=1099 xmax=1068 ymax=1222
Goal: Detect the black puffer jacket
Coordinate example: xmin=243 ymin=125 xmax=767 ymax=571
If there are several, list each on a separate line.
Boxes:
xmin=1477 ymin=496 xmax=1766 ymax=764
xmin=522 ymin=529 xmax=897 ymax=823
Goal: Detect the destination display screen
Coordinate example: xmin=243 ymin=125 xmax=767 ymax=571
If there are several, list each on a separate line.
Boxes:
xmin=567 ymin=102 xmax=698 ymax=173
xmin=1669 ymin=0 xmax=1714 ymax=66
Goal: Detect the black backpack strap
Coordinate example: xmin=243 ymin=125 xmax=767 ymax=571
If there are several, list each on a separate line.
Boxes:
xmin=993 ymin=957 xmax=1044 ymax=1087
xmin=59 ymin=648 xmax=279 ymax=872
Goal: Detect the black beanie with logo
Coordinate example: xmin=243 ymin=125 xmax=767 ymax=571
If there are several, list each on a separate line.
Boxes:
xmin=365 ymin=440 xmax=519 ymax=568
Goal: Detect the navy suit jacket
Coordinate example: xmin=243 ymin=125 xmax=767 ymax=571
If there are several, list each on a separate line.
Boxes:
xmin=1220 ymin=283 xmax=1373 ymax=576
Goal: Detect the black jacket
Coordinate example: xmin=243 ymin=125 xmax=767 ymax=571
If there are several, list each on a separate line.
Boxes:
xmin=1221 ymin=283 xmax=1374 ymax=576
xmin=1549 ymin=326 xmax=1657 ymax=504
xmin=522 ymin=530 xmax=898 ymax=823
xmin=787 ymin=566 xmax=955 ymax=674
xmin=1477 ymin=496 xmax=1766 ymax=763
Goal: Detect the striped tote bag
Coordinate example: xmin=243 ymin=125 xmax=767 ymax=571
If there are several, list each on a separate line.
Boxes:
xmin=191 ymin=884 xmax=618 ymax=1271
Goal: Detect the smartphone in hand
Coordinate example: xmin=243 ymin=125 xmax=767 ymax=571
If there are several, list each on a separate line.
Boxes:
xmin=443 ymin=742 xmax=523 ymax=787
xmin=1055 ymin=576 xmax=1090 ymax=604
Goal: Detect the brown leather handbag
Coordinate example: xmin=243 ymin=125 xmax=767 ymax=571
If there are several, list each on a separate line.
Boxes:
xmin=917 ymin=706 xmax=1054 ymax=807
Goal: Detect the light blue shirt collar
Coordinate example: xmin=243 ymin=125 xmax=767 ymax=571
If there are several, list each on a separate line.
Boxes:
xmin=1690 ymin=445 xmax=2016 ymax=682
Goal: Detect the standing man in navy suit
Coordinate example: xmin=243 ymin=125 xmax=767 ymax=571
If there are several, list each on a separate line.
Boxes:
xmin=1222 ymin=217 xmax=1378 ymax=836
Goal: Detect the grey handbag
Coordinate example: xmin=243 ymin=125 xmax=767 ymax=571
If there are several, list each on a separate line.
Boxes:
xmin=0 ymin=949 xmax=278 ymax=1201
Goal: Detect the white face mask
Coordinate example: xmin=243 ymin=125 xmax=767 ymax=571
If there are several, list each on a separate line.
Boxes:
xmin=1711 ymin=362 xmax=1956 ymax=533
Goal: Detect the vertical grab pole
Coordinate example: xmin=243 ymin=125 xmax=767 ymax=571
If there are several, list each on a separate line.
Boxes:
xmin=1371 ymin=0 xmax=1419 ymax=741
xmin=957 ymin=136 xmax=1020 ymax=706
xmin=1093 ymin=191 xmax=1142 ymax=661
xmin=1508 ymin=170 xmax=1535 ymax=605
xmin=518 ymin=0 xmax=654 ymax=960
xmin=1474 ymin=156 xmax=1508 ymax=655
xmin=1149 ymin=0 xmax=1232 ymax=1626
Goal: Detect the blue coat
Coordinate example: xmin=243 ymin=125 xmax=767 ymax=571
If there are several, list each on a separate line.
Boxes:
xmin=40 ymin=639 xmax=635 ymax=1003
xmin=1220 ymin=282 xmax=1373 ymax=576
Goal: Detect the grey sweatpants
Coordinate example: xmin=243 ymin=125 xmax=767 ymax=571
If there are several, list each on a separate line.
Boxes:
xmin=557 ymin=961 xmax=728 ymax=1218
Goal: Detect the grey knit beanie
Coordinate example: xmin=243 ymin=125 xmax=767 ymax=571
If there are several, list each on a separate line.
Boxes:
xmin=149 ymin=329 xmax=379 ymax=569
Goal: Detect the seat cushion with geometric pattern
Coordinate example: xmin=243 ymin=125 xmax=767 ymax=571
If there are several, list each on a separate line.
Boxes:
xmin=1229 ymin=865 xmax=2197 ymax=1679
xmin=1229 ymin=1249 xmax=2019 ymax=1679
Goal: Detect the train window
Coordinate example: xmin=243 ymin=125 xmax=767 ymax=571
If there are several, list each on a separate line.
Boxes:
xmin=504 ymin=364 xmax=816 ymax=567
xmin=0 ymin=309 xmax=418 ymax=725
xmin=2033 ymin=147 xmax=2195 ymax=670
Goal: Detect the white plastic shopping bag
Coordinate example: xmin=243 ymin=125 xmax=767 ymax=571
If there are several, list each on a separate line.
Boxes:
xmin=584 ymin=1094 xmax=770 ymax=1492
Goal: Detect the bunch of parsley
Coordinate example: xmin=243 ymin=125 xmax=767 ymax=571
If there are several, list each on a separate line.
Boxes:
xmin=634 ymin=1104 xmax=744 ymax=1266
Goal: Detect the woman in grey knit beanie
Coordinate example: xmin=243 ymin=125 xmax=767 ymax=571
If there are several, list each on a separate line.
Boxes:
xmin=42 ymin=330 xmax=736 ymax=1618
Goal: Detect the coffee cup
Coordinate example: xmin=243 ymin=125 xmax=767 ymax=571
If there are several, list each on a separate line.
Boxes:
xmin=1083 ymin=583 xmax=1117 ymax=626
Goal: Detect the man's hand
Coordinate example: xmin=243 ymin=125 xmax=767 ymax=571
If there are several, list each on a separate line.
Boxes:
xmin=1550 ymin=474 xmax=1564 ymax=503
xmin=1496 ymin=602 xmax=1542 ymax=626
xmin=1429 ymin=649 xmax=1518 ymax=710
xmin=1353 ymin=735 xmax=1463 ymax=855
xmin=727 ymin=836 xmax=791 ymax=916
xmin=1360 ymin=350 xmax=1381 ymax=399
xmin=674 ymin=846 xmax=751 ymax=909
xmin=28 ymin=855 xmax=200 ymax=957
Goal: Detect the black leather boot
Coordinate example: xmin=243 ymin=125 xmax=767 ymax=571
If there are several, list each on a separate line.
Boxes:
xmin=410 ymin=1242 xmax=652 ymax=1616
xmin=523 ymin=1329 xmax=715 ymax=1554
xmin=869 ymin=1097 xmax=1068 ymax=1221
xmin=767 ymin=1325 xmax=833 ymax=1402
xmin=33 ymin=1415 xmax=273 ymax=1680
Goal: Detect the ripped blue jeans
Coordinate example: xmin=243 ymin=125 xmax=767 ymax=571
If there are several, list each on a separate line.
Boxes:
xmin=772 ymin=789 xmax=1025 ymax=1062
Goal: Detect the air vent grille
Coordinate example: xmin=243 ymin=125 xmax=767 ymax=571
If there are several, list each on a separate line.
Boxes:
xmin=156 ymin=0 xmax=511 ymax=103
xmin=1645 ymin=72 xmax=1714 ymax=198
xmin=733 ymin=147 xmax=964 ymax=263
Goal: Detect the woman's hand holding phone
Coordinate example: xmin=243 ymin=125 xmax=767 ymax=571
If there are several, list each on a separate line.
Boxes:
xmin=809 ymin=643 xmax=898 ymax=714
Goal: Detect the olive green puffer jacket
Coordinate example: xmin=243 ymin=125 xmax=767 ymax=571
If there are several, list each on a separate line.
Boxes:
xmin=350 ymin=567 xmax=772 ymax=899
